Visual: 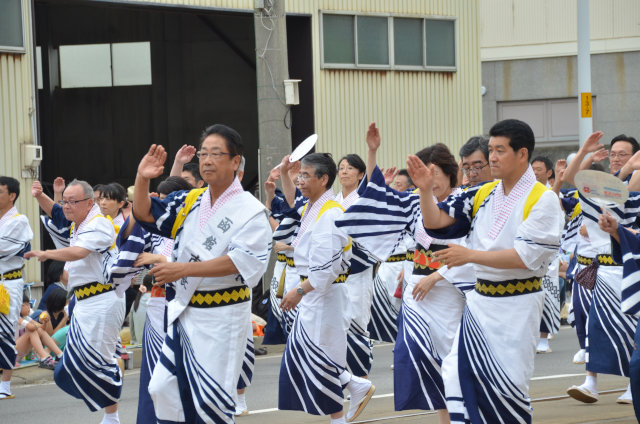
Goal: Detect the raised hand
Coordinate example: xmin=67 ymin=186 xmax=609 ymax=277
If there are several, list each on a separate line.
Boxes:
xmin=31 ymin=180 xmax=43 ymax=198
xmin=382 ymin=167 xmax=398 ymax=186
xmin=287 ymin=161 xmax=301 ymax=182
xmin=366 ymin=122 xmax=381 ymax=152
xmin=554 ymin=159 xmax=566 ymax=176
xmin=264 ymin=179 xmax=276 ymax=197
xmin=138 ymin=144 xmax=167 ymax=179
xmin=591 ymin=149 xmax=609 ymax=163
xmin=580 ymin=131 xmax=605 ymax=154
xmin=407 ymin=155 xmax=434 ymax=191
xmin=268 ymin=166 xmax=281 ymax=183
xmin=624 ymin=150 xmax=640 ymax=171
xmin=175 ymin=144 xmax=196 ymax=164
xmin=280 ymin=155 xmax=293 ymax=174
xmin=597 ymin=212 xmax=618 ymax=236
xmin=53 ymin=177 xmax=66 ymax=194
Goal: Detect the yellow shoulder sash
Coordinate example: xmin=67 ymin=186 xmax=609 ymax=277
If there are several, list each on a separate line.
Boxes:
xmin=472 ymin=180 xmax=500 ymax=217
xmin=315 ymin=200 xmax=352 ymax=252
xmin=472 ymin=180 xmax=548 ymax=221
xmin=171 ymin=188 xmax=207 ymax=239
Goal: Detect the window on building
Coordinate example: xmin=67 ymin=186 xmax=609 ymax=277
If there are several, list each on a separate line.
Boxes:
xmin=321 ymin=12 xmax=456 ymax=71
xmin=58 ymin=42 xmax=152 ymax=89
xmin=0 ymin=0 xmax=26 ymax=53
xmin=498 ymin=98 xmax=595 ymax=145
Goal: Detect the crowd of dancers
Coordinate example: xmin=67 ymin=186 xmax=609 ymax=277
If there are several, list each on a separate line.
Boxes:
xmin=2 ymin=118 xmax=640 ymax=424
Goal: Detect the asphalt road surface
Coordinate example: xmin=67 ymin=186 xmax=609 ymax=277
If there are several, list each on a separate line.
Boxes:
xmin=4 ymin=326 xmax=636 ymax=423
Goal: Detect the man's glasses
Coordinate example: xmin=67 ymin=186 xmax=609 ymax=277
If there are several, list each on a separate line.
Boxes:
xmin=461 ymin=162 xmax=489 ymax=175
xmin=58 ymin=198 xmax=90 ymax=206
xmin=609 ymin=152 xmax=631 ymax=159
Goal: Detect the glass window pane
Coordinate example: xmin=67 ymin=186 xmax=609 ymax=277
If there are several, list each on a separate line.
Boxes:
xmin=0 ymin=0 xmax=24 ymax=51
xmin=425 ymin=19 xmax=455 ymax=67
xmin=112 ymin=42 xmax=152 ymax=86
xmin=394 ymin=18 xmax=422 ymax=66
xmin=59 ymin=44 xmax=112 ymax=88
xmin=323 ymin=14 xmax=355 ymax=64
xmin=357 ymin=16 xmax=389 ymax=65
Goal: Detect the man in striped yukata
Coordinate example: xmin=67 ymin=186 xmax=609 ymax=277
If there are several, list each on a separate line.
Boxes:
xmin=410 ymin=119 xmax=563 ymax=423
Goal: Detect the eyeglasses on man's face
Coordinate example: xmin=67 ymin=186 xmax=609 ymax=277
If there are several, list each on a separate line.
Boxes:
xmin=609 ymin=152 xmax=631 ymax=159
xmin=461 ymin=162 xmax=489 ymax=175
xmin=196 ymin=151 xmax=232 ymax=160
xmin=58 ymin=198 xmax=90 ymax=207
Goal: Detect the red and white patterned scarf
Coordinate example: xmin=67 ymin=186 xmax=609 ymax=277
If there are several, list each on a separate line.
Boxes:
xmin=291 ymin=189 xmax=334 ymax=248
xmin=488 ymin=166 xmax=537 ymax=240
xmin=338 ymin=189 xmax=359 ymax=209
xmin=198 ymin=177 xmax=245 ymax=230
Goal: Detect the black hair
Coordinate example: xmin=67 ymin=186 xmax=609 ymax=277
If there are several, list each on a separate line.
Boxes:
xmin=531 ymin=156 xmax=553 ymax=171
xmin=415 ymin=143 xmax=458 ymax=188
xmin=181 ymin=163 xmax=202 ymax=185
xmin=22 ymin=293 xmax=30 ymax=304
xmin=610 ymin=134 xmax=640 ymax=154
xmin=157 ymin=176 xmax=194 ymax=196
xmin=46 ymin=261 xmax=65 ymax=285
xmin=459 ymin=136 xmax=489 ymax=162
xmin=45 ymin=288 xmax=67 ymax=314
xmin=338 ymin=154 xmax=366 ymax=176
xmin=301 ymin=153 xmax=337 ymax=189
xmin=100 ymin=182 xmax=127 ymax=204
xmin=199 ymin=124 xmax=244 ymax=158
xmin=397 ymin=169 xmax=414 ymax=186
xmin=93 ymin=183 xmax=105 ymax=193
xmin=0 ymin=176 xmax=20 ymax=202
xmin=489 ymin=119 xmax=535 ymax=161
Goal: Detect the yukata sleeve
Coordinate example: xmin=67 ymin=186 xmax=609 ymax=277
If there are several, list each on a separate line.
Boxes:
xmin=514 ymin=191 xmax=563 ymax=273
xmin=307 ymin=209 xmax=350 ymax=292
xmin=228 ymin=210 xmax=273 ymax=289
xmin=437 ymin=239 xmax=476 ymax=293
xmin=41 ymin=203 xmax=72 ymax=248
xmin=74 ymin=216 xmax=115 ymax=253
xmin=578 ymin=190 xmax=640 ymax=227
xmin=335 ymin=166 xmax=417 ymax=261
xmin=424 ymin=186 xmax=478 ymax=240
xmin=135 ymin=190 xmax=190 ymax=239
xmin=110 ymin=218 xmax=152 ymax=288
xmin=0 ymin=216 xmax=33 ymax=259
xmin=612 ymin=224 xmax=640 ymax=316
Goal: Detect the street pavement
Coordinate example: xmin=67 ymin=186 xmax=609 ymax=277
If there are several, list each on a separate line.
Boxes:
xmin=4 ymin=325 xmax=637 ymax=423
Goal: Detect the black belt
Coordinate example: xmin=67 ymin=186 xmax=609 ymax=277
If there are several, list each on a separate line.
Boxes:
xmin=299 ymin=272 xmax=349 ymax=285
xmin=189 ymin=285 xmax=251 ymax=308
xmin=74 ymin=282 xmax=114 ymax=300
xmin=1 ymin=267 xmax=23 ymax=281
xmin=386 ymin=253 xmax=407 ymax=263
xmin=413 ymin=243 xmax=447 ymax=276
xmin=576 ymin=255 xmax=594 ymax=265
xmin=475 ymin=277 xmax=542 ymax=297
xmin=596 ymin=254 xmax=618 ymax=266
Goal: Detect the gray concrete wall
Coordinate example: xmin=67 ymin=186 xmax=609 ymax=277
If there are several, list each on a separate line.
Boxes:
xmin=482 ymin=51 xmax=640 ymax=163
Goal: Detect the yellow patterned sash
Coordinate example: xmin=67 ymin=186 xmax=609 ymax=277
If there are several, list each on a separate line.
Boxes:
xmin=475 ymin=277 xmax=542 ymax=297
xmin=74 ymin=282 xmax=114 ymax=301
xmin=597 ymin=254 xmax=618 ymax=266
xmin=189 ymin=285 xmax=251 ymax=308
xmin=276 ymin=253 xmax=287 ymax=263
xmin=299 ymin=272 xmax=349 ymax=285
xmin=1 ymin=268 xmax=23 ymax=280
xmin=576 ymin=255 xmax=594 ymax=266
xmin=405 ymin=251 xmax=415 ymax=262
xmin=385 ymin=253 xmax=407 ymax=262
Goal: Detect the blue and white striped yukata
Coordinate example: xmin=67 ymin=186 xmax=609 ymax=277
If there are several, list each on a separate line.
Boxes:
xmin=426 ymin=166 xmax=563 ymax=423
xmin=336 ymin=167 xmax=474 ymax=412
xmin=578 ymin=191 xmax=640 ymax=378
xmin=43 ymin=203 xmax=125 ymax=411
xmin=0 ymin=206 xmax=32 ymax=376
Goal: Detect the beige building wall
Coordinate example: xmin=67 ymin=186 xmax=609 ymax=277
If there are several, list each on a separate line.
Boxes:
xmin=480 ymin=0 xmax=640 ymax=61
xmin=0 ymin=1 xmax=41 ymax=283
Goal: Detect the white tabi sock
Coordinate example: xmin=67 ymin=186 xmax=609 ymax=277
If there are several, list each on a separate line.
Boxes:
xmin=236 ymin=392 xmax=247 ymax=411
xmin=0 ymin=380 xmax=11 ymax=396
xmin=338 ymin=370 xmax=351 ymax=386
xmin=583 ymin=375 xmax=598 ymax=392
xmin=330 ymin=416 xmax=347 ymax=424
xmin=101 ymin=411 xmax=119 ymax=424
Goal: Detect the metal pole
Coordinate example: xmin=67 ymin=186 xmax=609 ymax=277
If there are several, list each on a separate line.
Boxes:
xmin=577 ymin=0 xmax=592 ymax=147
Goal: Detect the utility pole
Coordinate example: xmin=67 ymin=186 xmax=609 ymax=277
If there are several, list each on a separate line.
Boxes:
xmin=254 ymin=0 xmax=292 ymax=199
xmin=577 ymin=0 xmax=592 ymax=146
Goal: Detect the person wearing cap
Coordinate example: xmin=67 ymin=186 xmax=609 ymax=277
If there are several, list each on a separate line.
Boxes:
xmin=133 ymin=124 xmax=271 ymax=423
xmin=0 ymin=176 xmax=33 ymax=400
xmin=27 ymin=179 xmax=123 ymax=424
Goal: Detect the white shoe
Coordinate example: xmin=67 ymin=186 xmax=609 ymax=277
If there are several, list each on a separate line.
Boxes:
xmin=617 ymin=387 xmax=633 ymax=404
xmin=346 ymin=376 xmax=375 ymax=422
xmin=567 ymin=384 xmax=599 ymax=403
xmin=572 ymin=349 xmax=586 ymax=364
xmin=234 ymin=406 xmax=249 ymax=416
xmin=536 ymin=338 xmax=551 ymax=353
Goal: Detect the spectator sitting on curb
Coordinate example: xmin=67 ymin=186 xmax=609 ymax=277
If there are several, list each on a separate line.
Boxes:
xmin=15 ymin=294 xmax=63 ymax=370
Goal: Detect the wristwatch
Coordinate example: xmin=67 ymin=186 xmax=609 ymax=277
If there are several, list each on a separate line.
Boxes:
xmin=296 ymin=285 xmax=306 ymax=296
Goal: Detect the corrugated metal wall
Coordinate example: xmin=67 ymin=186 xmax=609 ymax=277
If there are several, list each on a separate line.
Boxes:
xmin=480 ymin=0 xmax=640 ymax=47
xmin=0 ymin=1 xmax=40 ymax=283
